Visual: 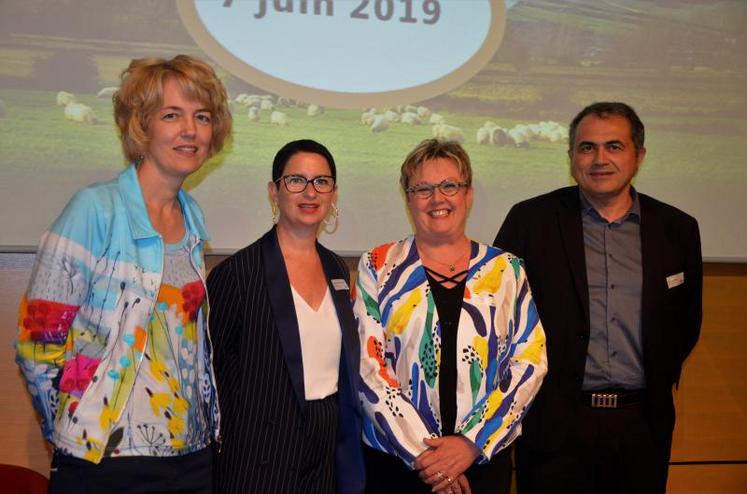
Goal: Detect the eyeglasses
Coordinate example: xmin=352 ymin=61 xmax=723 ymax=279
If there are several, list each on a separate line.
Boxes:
xmin=406 ymin=180 xmax=469 ymax=199
xmin=276 ymin=174 xmax=336 ymax=193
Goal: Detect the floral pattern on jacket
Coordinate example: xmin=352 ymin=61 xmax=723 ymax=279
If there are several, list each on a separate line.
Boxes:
xmin=353 ymin=236 xmax=547 ymax=467
xmin=15 ymin=165 xmax=219 ymax=463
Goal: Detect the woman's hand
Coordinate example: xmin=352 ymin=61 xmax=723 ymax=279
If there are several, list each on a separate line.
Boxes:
xmin=435 ymin=473 xmax=471 ymax=494
xmin=415 ymin=435 xmax=480 ymax=491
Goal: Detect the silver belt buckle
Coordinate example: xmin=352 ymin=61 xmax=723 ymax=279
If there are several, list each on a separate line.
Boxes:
xmin=591 ymin=393 xmax=618 ymax=408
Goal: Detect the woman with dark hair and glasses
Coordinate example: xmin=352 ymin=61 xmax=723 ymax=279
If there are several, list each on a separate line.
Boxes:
xmin=353 ymin=139 xmax=546 ymax=494
xmin=207 ymin=139 xmax=365 ymax=493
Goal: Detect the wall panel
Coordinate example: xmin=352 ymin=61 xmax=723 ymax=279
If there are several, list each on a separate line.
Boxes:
xmin=2 ymin=254 xmax=745 ymax=492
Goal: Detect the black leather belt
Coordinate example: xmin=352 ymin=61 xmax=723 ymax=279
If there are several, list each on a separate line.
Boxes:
xmin=580 ymin=389 xmax=644 ymax=409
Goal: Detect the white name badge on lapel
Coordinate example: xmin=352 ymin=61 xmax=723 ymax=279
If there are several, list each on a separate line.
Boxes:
xmin=331 ymin=279 xmax=349 ymax=291
xmin=666 ymin=272 xmax=685 ymax=289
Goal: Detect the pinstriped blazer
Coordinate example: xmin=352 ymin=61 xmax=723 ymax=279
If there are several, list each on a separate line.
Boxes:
xmin=207 ymin=227 xmax=365 ymax=493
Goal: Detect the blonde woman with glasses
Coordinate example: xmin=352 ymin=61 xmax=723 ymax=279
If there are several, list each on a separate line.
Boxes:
xmin=354 ymin=138 xmax=547 ymax=494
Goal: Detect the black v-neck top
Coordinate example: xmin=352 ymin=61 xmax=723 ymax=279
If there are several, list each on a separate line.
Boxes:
xmin=426 ymin=268 xmax=467 ymax=435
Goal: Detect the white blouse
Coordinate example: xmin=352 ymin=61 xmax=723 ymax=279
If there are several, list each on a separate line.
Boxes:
xmin=291 ymin=285 xmax=342 ymax=400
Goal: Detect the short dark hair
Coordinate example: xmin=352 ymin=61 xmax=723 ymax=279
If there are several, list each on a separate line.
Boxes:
xmin=272 ymin=139 xmax=337 ymax=183
xmin=569 ymin=102 xmax=645 ymax=155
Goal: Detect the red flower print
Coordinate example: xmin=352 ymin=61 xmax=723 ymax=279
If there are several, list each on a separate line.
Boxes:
xmin=181 ymin=281 xmax=205 ymax=321
xmin=59 ymin=354 xmax=100 ymax=399
xmin=22 ymin=299 xmax=79 ymax=344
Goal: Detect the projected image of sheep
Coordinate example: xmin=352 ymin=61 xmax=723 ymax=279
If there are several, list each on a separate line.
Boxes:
xmin=0 ymin=0 xmax=745 ymax=261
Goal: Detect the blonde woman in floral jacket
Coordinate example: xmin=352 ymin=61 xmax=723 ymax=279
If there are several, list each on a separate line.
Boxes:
xmin=15 ymin=55 xmax=231 ymax=494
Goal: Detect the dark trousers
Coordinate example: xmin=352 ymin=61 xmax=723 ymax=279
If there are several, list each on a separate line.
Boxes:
xmin=49 ymin=447 xmax=213 ymax=494
xmin=214 ymin=393 xmax=338 ymax=494
xmin=515 ymin=402 xmax=667 ymax=494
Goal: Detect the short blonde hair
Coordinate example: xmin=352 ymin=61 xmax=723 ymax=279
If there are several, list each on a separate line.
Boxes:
xmin=400 ymin=138 xmax=473 ymax=190
xmin=113 ymin=55 xmax=232 ymax=163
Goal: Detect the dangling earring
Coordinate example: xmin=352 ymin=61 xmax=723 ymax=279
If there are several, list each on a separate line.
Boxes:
xmin=323 ymin=203 xmax=339 ymax=234
xmin=271 ymin=202 xmax=280 ymax=224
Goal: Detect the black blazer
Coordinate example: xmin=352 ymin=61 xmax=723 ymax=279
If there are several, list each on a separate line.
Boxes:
xmin=207 ymin=228 xmax=365 ymax=494
xmin=494 ymin=186 xmax=702 ymax=462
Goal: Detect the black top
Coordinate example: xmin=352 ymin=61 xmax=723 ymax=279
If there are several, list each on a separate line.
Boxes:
xmin=425 ymin=267 xmax=467 ymax=436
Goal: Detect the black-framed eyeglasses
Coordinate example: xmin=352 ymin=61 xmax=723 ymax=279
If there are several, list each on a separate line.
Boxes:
xmin=276 ymin=174 xmax=336 ymax=193
xmin=406 ymin=180 xmax=469 ymax=199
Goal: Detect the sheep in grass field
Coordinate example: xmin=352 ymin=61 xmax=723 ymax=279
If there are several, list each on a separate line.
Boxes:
xmin=56 ymin=91 xmax=76 ymax=106
xmin=476 ymin=126 xmax=492 ymax=145
xmin=97 ymin=87 xmax=118 ymax=98
xmin=432 ymin=124 xmax=464 ymax=144
xmin=400 ymin=112 xmax=421 ymax=125
xmin=507 ymin=125 xmax=531 ymax=148
xmin=383 ymin=110 xmax=400 ymax=122
xmin=416 ymin=106 xmax=431 ymax=122
xmin=429 ymin=113 xmax=445 ymax=125
xmin=307 ymin=104 xmax=324 ymax=117
xmin=361 ymin=109 xmax=376 ymax=126
xmin=492 ymin=127 xmax=512 ymax=147
xmin=370 ymin=114 xmax=389 ymax=133
xmin=248 ymin=106 xmax=260 ymax=122
xmin=270 ymin=110 xmax=288 ymax=127
xmin=64 ymin=102 xmax=97 ymax=124
xmin=260 ymin=99 xmax=274 ymax=111
xmin=277 ymin=96 xmax=294 ymax=107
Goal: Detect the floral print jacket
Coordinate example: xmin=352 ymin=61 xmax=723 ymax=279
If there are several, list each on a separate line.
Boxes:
xmin=354 ymin=236 xmax=547 ymax=467
xmin=15 ymin=165 xmax=220 ymax=463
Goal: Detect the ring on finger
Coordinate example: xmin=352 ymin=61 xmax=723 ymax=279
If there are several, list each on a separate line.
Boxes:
xmin=446 ymin=475 xmax=454 ymax=484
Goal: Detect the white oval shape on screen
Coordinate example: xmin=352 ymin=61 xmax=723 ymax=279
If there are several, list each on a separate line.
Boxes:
xmin=178 ymin=0 xmax=505 ymax=108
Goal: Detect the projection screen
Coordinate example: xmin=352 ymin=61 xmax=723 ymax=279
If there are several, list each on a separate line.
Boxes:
xmin=0 ymin=0 xmax=745 ymax=260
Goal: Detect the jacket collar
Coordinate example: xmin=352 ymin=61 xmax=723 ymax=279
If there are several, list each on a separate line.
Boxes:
xmin=116 ymin=164 xmax=210 ymax=241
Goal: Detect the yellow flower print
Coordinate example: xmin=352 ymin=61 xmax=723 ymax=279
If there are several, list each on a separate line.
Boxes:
xmin=387 ymin=289 xmax=422 ymax=336
xmin=165 ymin=410 xmax=185 ymax=436
xmin=173 ymin=394 xmax=189 ymax=415
xmin=145 ymin=387 xmax=171 ymax=416
xmin=167 ymin=376 xmax=179 ymax=394
xmin=77 ymin=429 xmax=104 ymax=462
xmin=99 ymin=397 xmax=115 ymax=430
xmin=149 ymin=359 xmax=168 ymax=382
xmin=473 ymin=257 xmax=507 ymax=295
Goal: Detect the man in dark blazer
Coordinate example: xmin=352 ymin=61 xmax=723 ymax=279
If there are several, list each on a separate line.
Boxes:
xmin=494 ymin=102 xmax=702 ymax=494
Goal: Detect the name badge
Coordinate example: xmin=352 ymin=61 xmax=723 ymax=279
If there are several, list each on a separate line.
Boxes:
xmin=331 ymin=278 xmax=349 ymax=291
xmin=666 ymin=272 xmax=685 ymax=289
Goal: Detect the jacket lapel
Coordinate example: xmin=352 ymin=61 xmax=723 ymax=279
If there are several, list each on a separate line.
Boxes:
xmin=558 ymin=187 xmax=590 ymax=328
xmin=317 ymin=245 xmax=360 ymax=406
xmin=260 ymin=228 xmax=307 ymax=410
xmin=638 ymin=195 xmax=657 ymax=346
